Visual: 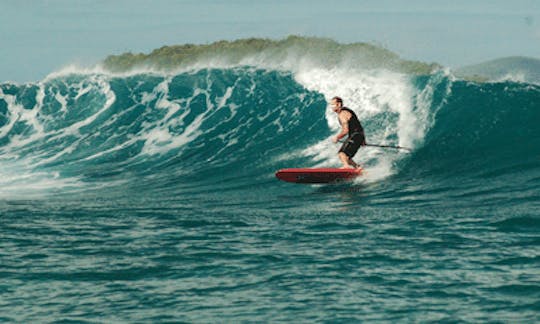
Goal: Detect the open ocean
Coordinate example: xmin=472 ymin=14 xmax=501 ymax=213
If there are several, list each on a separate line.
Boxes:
xmin=1 ymin=40 xmax=539 ymax=322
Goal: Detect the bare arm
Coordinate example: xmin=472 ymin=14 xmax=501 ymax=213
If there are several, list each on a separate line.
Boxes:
xmin=333 ymin=111 xmax=350 ymax=143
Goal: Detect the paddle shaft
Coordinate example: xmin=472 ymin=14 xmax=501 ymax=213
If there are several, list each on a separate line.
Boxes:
xmin=337 ymin=139 xmax=411 ymax=151
xmin=364 ymin=143 xmax=412 ymax=151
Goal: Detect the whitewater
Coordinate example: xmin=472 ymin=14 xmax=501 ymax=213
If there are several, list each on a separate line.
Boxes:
xmin=1 ymin=39 xmax=539 ymax=322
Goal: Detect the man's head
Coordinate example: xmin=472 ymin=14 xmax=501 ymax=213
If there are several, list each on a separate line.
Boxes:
xmin=331 ymin=96 xmax=343 ymax=113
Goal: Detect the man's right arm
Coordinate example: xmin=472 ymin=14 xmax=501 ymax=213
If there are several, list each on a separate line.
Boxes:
xmin=333 ymin=112 xmax=350 ymax=142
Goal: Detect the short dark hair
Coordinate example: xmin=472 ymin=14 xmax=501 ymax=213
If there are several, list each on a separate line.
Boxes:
xmin=332 ymin=96 xmax=343 ymax=105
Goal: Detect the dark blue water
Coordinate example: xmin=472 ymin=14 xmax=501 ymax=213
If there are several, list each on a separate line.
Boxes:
xmin=1 ymin=65 xmax=539 ymax=322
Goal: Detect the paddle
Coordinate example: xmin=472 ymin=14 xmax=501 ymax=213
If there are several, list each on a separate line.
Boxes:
xmin=364 ymin=143 xmax=412 ymax=151
xmin=337 ymin=139 xmax=412 ymax=152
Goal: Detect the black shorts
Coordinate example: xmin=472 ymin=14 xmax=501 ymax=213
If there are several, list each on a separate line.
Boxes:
xmin=339 ymin=133 xmax=365 ymax=158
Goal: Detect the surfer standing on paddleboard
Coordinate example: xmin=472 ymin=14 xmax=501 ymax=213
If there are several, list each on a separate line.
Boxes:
xmin=330 ymin=96 xmax=366 ymax=169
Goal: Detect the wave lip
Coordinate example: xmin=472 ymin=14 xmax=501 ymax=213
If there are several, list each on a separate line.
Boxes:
xmin=455 ymin=56 xmax=540 ymax=84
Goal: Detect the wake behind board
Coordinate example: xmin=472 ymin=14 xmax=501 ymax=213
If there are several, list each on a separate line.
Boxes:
xmin=275 ymin=168 xmax=362 ymax=184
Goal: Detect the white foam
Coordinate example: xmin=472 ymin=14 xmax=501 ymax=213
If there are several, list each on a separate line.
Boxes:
xmin=0 ymin=160 xmax=83 ymax=199
xmin=294 ymin=67 xmax=427 ymax=181
xmin=0 ymin=74 xmax=122 ymax=196
xmin=495 ymin=72 xmax=527 ymax=83
xmin=0 ymin=83 xmax=50 ymax=154
xmin=138 ymin=72 xmax=243 ymax=156
xmin=138 ymin=77 xmax=202 ymax=155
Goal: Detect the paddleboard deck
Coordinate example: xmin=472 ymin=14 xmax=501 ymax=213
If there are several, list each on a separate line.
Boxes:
xmin=275 ymin=168 xmax=362 ymax=184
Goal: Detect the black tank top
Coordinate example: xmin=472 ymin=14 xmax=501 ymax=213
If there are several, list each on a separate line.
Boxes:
xmin=341 ymin=107 xmax=363 ymax=136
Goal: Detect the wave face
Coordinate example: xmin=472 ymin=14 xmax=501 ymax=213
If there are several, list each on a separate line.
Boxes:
xmin=0 ymin=69 xmax=325 ymax=195
xmin=398 ymin=78 xmax=540 ymax=208
xmin=2 ymin=67 xmax=539 ymax=200
xmin=2 ymin=49 xmax=540 ymax=322
xmin=0 ymin=66 xmax=435 ymax=198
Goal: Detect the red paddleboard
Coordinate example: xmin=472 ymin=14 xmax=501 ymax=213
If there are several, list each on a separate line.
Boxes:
xmin=275 ymin=168 xmax=362 ymax=184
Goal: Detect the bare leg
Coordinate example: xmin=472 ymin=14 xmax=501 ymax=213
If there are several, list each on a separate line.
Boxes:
xmin=348 ymin=158 xmax=360 ymax=169
xmin=338 ymin=152 xmax=359 ymax=169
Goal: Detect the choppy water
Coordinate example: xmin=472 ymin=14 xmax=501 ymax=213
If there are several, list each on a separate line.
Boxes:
xmin=1 ymin=50 xmax=539 ymax=321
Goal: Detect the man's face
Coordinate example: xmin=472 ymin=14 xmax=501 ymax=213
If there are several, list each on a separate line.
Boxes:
xmin=331 ymin=99 xmax=341 ymax=112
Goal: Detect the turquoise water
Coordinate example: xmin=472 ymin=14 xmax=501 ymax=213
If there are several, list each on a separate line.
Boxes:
xmin=1 ymin=63 xmax=539 ymax=321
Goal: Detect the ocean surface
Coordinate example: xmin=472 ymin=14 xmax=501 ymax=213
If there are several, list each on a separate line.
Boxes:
xmin=1 ymin=46 xmax=540 ymax=322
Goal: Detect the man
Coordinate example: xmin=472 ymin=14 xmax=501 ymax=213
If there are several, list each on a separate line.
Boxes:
xmin=330 ymin=96 xmax=366 ymax=169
